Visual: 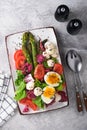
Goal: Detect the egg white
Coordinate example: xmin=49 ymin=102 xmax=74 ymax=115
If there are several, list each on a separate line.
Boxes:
xmin=41 ymin=86 xmax=55 ymax=104
xmin=41 ymin=94 xmax=54 ymax=104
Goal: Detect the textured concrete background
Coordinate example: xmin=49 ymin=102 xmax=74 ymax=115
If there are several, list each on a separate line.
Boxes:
xmin=0 ymin=0 xmax=87 ymax=130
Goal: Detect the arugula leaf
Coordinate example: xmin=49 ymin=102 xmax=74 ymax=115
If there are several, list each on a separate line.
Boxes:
xmin=34 ymin=79 xmax=41 ymax=86
xmin=35 ymin=79 xmax=47 ymax=89
xmin=51 ymin=57 xmax=58 ymax=63
xmin=61 ymin=74 xmax=65 ymax=83
xmin=41 ymin=83 xmax=47 ymax=88
xmin=43 ymin=60 xmax=50 ymax=68
xmin=33 ymin=96 xmax=44 ymax=109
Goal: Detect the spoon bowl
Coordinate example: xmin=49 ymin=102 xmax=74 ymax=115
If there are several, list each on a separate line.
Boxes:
xmin=66 ymin=50 xmax=82 ymax=73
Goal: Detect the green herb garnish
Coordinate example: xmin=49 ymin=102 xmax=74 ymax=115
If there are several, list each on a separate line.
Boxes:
xmin=35 ymin=79 xmax=47 ymax=89
xmin=43 ymin=60 xmax=50 ymax=68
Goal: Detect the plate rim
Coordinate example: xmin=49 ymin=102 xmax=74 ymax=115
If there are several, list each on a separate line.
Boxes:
xmin=5 ymin=26 xmax=69 ymax=115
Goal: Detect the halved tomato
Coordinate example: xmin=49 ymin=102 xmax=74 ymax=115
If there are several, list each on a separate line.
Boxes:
xmin=26 ymin=99 xmax=37 ymax=111
xmin=15 ymin=56 xmax=26 ymax=70
xmin=19 ymin=98 xmax=38 ymax=111
xmin=19 ymin=97 xmax=27 ymax=104
xmin=34 ymin=64 xmax=45 ymax=80
xmin=53 ymin=63 xmax=63 ymax=75
xmin=14 ymin=49 xmax=24 ymax=61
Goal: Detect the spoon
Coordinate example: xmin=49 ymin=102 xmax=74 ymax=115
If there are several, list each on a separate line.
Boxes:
xmin=66 ymin=50 xmax=87 ymax=112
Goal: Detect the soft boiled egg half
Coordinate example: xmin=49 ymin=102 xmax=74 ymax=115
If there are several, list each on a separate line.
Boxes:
xmin=44 ymin=71 xmax=62 ymax=87
xmin=41 ymin=86 xmax=55 ymax=104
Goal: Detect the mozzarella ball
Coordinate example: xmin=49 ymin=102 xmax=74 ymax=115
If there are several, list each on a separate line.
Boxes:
xmin=47 ymin=59 xmax=55 ymax=67
xmin=26 ymin=81 xmax=34 ymax=90
xmin=44 ymin=41 xmax=55 ymax=49
xmin=51 ymin=52 xmax=58 ymax=58
xmin=46 ymin=48 xmax=55 ymax=55
xmin=42 ymin=51 xmax=50 ymax=59
xmin=34 ymin=87 xmax=42 ymax=96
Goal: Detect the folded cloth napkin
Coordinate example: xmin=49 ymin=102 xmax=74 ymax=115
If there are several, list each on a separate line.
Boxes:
xmin=0 ymin=71 xmax=11 ymax=108
xmin=0 ymin=94 xmax=17 ymax=126
xmin=0 ymin=71 xmax=17 ymax=127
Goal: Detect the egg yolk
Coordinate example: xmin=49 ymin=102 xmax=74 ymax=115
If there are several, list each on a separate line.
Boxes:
xmin=43 ymin=86 xmax=55 ymax=98
xmin=46 ymin=73 xmax=60 ymax=84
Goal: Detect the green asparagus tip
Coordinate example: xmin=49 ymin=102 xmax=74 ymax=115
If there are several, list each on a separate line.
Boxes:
xmin=22 ymin=32 xmax=29 ymax=43
xmin=29 ymin=32 xmax=35 ymax=43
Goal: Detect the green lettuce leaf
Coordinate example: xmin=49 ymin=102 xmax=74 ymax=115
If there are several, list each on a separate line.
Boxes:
xmin=33 ymin=96 xmax=44 ymax=109
xmin=56 ymin=83 xmax=63 ymax=91
xmin=14 ymin=90 xmax=26 ymax=101
xmin=15 ymin=70 xmax=24 ymax=87
xmin=14 ymin=70 xmax=26 ymax=101
xmin=15 ymin=81 xmax=26 ymax=94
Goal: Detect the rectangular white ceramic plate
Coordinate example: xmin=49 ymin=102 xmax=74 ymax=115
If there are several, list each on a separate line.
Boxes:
xmin=6 ymin=27 xmax=69 ymax=114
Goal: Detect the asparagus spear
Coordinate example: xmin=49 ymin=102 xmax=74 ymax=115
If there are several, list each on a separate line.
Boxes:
xmin=36 ymin=39 xmax=40 ymax=54
xmin=29 ymin=32 xmax=37 ymax=68
xmin=27 ymin=41 xmax=32 ymax=56
xmin=22 ymin=32 xmax=32 ymax=64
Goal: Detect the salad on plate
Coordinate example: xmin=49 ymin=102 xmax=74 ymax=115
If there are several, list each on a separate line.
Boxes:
xmin=13 ymin=31 xmax=68 ymax=113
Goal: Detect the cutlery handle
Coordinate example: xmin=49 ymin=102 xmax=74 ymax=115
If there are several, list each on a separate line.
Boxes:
xmin=76 ymin=91 xmax=83 ymax=112
xmin=83 ymin=92 xmax=87 ymax=111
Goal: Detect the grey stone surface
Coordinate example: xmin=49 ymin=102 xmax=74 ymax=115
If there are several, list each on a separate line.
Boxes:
xmin=0 ymin=0 xmax=87 ymax=130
